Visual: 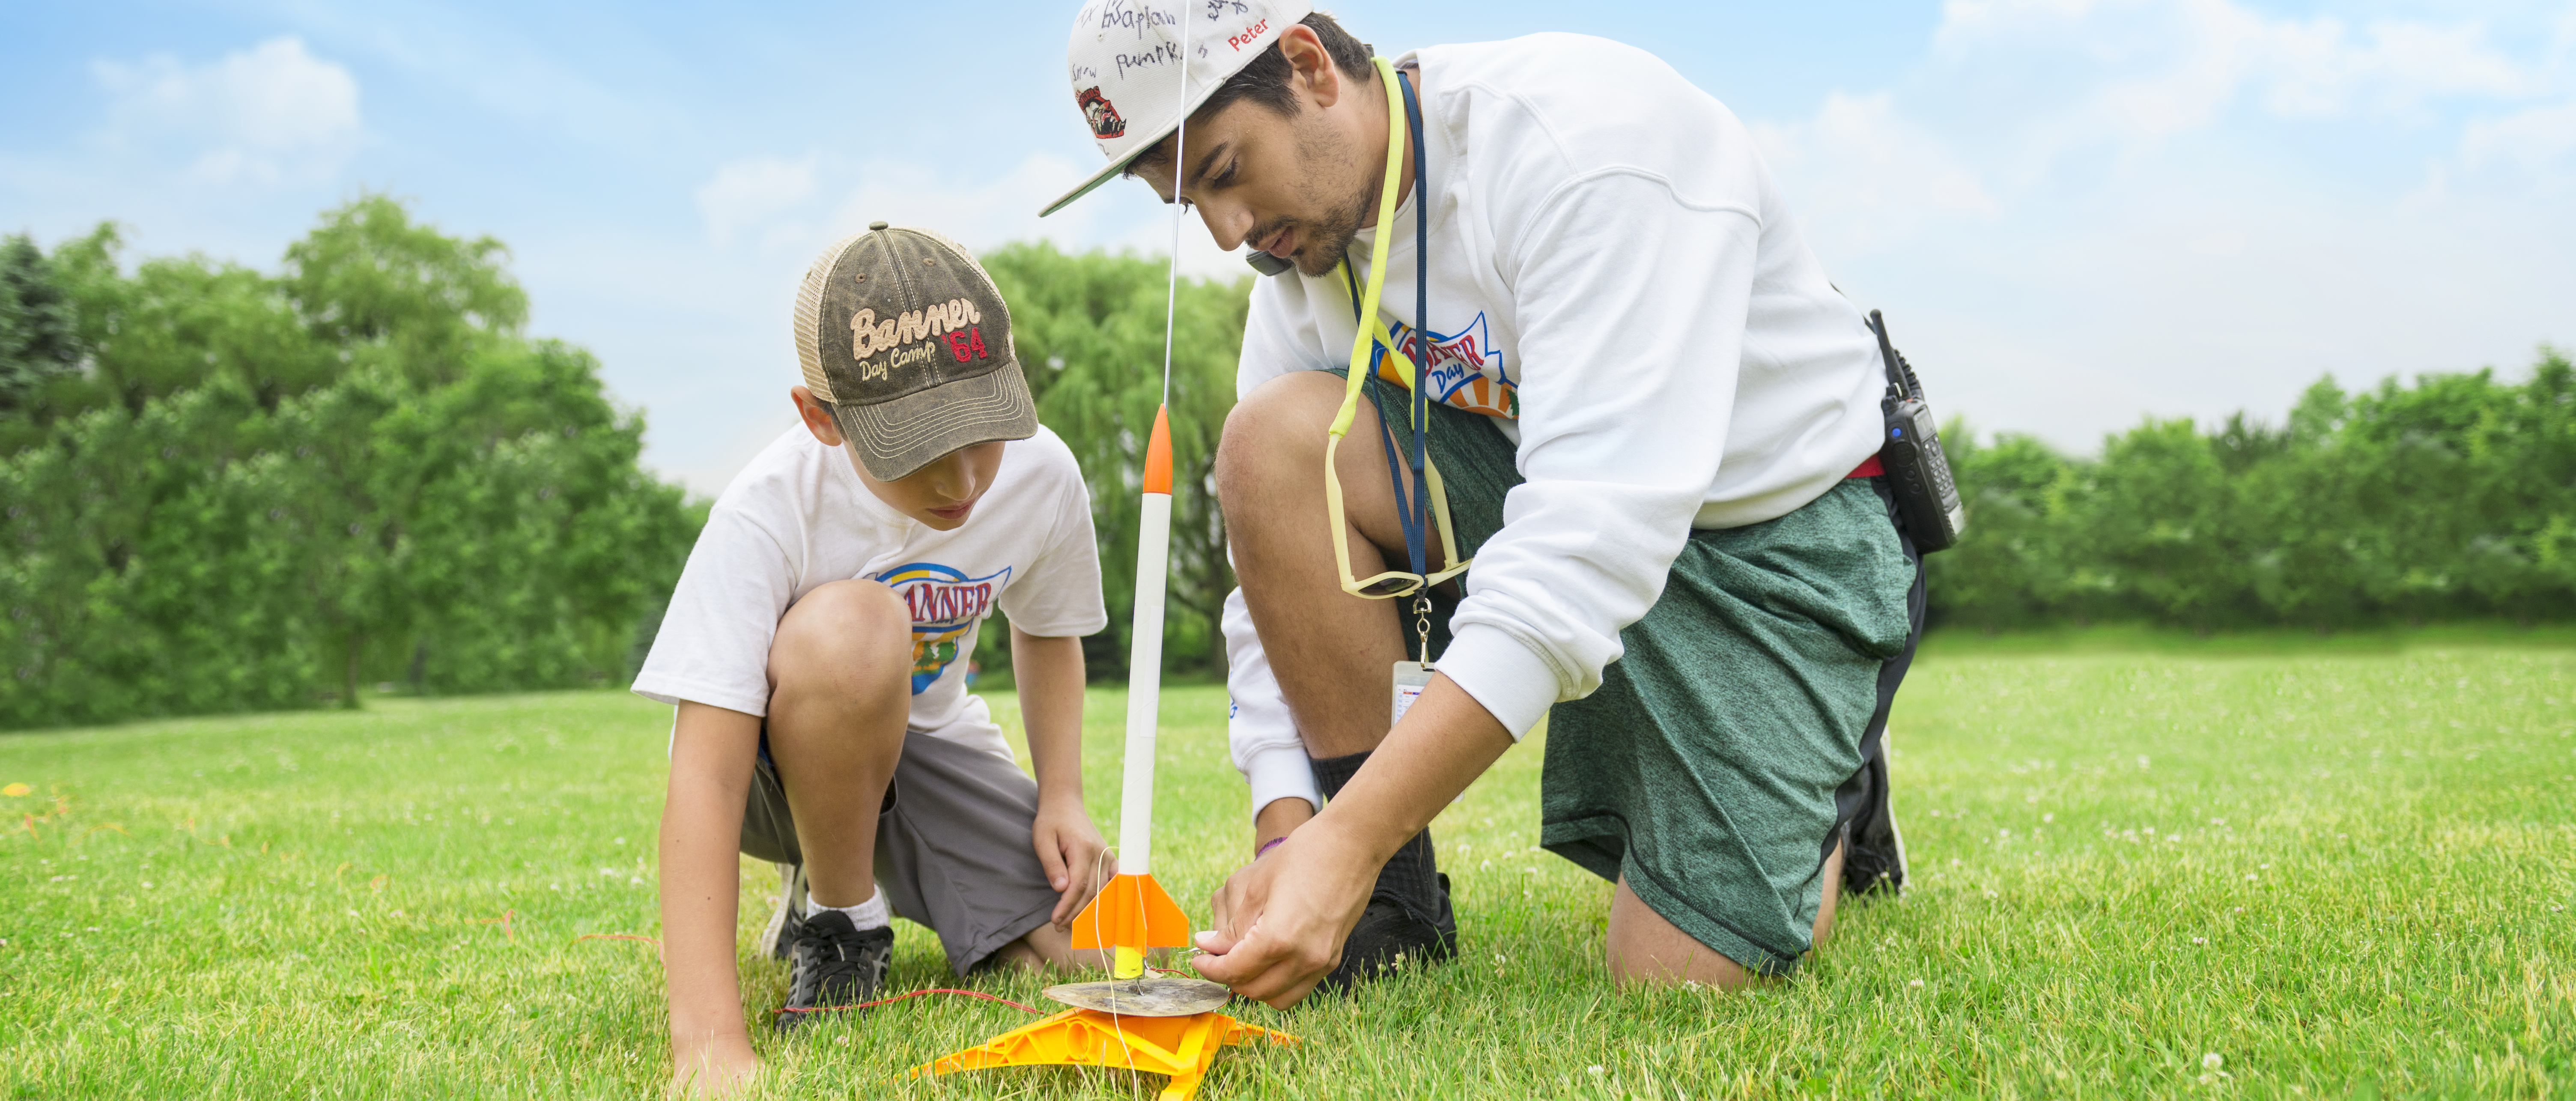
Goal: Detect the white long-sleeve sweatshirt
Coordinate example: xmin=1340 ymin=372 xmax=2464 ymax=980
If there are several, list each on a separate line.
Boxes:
xmin=1226 ymin=33 xmax=1888 ymax=817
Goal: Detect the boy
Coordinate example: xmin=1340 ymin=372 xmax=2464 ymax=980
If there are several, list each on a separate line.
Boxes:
xmin=632 ymin=222 xmax=1110 ymax=1092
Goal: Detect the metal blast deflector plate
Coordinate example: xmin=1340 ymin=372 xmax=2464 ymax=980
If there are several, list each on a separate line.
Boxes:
xmin=1040 ymin=977 xmax=1231 ymax=1017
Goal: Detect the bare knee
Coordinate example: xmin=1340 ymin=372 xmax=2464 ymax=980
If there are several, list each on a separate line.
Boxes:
xmin=768 ymin=580 xmax=911 ymax=694
xmin=1213 ymin=371 xmax=1354 ymax=512
xmin=1604 ymin=875 xmax=1759 ymax=991
xmin=1811 ymin=838 xmax=1846 ymax=947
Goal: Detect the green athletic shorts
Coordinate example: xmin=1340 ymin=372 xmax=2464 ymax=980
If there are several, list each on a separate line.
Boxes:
xmin=1348 ymin=372 xmax=1918 ymax=975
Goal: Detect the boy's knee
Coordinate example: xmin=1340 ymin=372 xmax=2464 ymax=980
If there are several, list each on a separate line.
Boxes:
xmin=770 ymin=580 xmax=911 ymax=683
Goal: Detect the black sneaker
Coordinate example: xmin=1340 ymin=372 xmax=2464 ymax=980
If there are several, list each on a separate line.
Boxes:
xmin=775 ymin=910 xmax=893 ymax=1033
xmin=1839 ymin=750 xmax=1909 ymax=897
xmin=1321 ymin=873 xmax=1458 ymax=992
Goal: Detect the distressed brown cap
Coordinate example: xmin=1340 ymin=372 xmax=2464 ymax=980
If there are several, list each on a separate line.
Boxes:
xmin=793 ymin=223 xmax=1036 ymax=481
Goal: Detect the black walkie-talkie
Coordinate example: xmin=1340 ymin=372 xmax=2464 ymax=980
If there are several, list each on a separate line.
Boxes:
xmin=1868 ymin=310 xmax=1965 ymax=554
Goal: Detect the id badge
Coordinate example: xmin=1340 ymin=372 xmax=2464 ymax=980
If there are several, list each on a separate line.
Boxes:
xmin=1391 ymin=661 xmax=1433 ymax=726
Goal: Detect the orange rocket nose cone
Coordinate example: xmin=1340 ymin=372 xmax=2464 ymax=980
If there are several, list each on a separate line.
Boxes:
xmin=1072 ymin=873 xmax=1191 ymax=951
xmin=1141 ymin=406 xmax=1173 ymax=496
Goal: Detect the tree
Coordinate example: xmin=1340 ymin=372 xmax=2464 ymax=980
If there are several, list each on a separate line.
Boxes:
xmin=0 ymin=234 xmax=83 ymax=415
xmin=283 ymin=194 xmax=528 ymax=388
xmin=1925 ymin=348 xmax=2576 ymax=631
xmin=0 ymin=196 xmax=700 ymax=729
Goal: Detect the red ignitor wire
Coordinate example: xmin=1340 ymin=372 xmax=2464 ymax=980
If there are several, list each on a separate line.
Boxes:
xmin=773 ymin=988 xmax=1049 ymax=1017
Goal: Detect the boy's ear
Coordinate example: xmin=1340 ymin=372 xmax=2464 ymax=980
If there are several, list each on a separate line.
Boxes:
xmin=790 ymin=385 xmax=845 ymax=447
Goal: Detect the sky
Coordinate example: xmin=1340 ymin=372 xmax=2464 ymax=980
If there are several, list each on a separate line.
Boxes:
xmin=5 ymin=0 xmax=2573 ymax=495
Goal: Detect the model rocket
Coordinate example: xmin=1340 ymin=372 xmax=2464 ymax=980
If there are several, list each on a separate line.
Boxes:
xmin=1072 ymin=405 xmax=1193 ymax=979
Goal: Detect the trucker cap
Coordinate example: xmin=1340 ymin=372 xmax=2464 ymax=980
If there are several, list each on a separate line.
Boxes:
xmin=1041 ymin=0 xmax=1315 ymax=217
xmin=793 ymin=223 xmax=1036 ymax=482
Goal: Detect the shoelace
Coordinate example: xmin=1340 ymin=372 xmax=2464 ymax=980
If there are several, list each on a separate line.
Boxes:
xmin=791 ymin=925 xmax=891 ymax=1004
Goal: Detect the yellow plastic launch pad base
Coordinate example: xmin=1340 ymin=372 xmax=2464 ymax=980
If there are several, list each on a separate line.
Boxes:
xmin=912 ymin=1007 xmax=1294 ymax=1101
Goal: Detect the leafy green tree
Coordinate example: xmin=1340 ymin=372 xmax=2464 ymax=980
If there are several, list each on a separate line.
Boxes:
xmin=0 ymin=234 xmax=83 ymax=415
xmin=1928 ymin=348 xmax=2576 ymax=630
xmin=284 ymin=195 xmax=529 ymax=388
xmin=1924 ymin=426 xmax=2084 ymax=629
xmin=0 ymin=197 xmax=698 ymax=729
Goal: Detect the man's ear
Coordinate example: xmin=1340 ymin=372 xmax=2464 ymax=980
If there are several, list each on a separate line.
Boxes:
xmin=790 ymin=385 xmax=845 ymax=447
xmin=1277 ymin=25 xmax=1340 ymax=110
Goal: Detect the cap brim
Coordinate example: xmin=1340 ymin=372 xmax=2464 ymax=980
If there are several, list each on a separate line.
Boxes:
xmin=1039 ymin=121 xmax=1178 ymax=218
xmin=832 ymin=364 xmax=1039 ymax=482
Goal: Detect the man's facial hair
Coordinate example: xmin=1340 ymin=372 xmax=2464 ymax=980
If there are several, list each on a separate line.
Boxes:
xmin=1286 ymin=107 xmax=1376 ymax=278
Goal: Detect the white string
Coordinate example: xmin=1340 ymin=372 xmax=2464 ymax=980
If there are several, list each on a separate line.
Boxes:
xmin=1158 ymin=0 xmax=1192 ymax=410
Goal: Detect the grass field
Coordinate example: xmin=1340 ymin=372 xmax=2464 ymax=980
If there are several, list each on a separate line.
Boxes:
xmin=5 ymin=641 xmax=2573 ymax=1098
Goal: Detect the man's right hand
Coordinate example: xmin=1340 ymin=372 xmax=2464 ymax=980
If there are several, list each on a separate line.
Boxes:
xmin=1194 ymin=816 xmax=1378 ymax=1007
xmin=669 ymin=1032 xmax=758 ymax=1098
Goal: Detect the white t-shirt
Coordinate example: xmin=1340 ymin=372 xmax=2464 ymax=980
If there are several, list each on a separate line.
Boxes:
xmin=1224 ymin=33 xmax=1888 ymax=815
xmin=633 ymin=425 xmax=1107 ymax=763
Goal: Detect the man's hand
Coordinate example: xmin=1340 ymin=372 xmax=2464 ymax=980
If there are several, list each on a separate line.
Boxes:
xmin=1034 ymin=796 xmax=1109 ymax=927
xmin=1194 ymin=676 xmax=1513 ymax=1007
xmin=1192 ymin=821 xmax=1377 ymax=1007
xmin=668 ymin=1031 xmax=757 ymax=1098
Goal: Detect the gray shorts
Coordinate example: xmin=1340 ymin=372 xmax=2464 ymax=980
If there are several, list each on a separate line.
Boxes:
xmin=740 ymin=729 xmax=1061 ymax=976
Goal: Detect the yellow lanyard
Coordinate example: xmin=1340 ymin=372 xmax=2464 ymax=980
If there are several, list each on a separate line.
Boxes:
xmin=1327 ymin=54 xmax=1422 ymax=440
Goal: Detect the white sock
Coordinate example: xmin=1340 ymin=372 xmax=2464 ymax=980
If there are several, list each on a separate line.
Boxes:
xmin=806 ymin=889 xmax=890 ymax=931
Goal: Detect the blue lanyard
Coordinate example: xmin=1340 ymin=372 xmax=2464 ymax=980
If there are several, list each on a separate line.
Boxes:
xmin=1340 ymin=67 xmax=1434 ymax=580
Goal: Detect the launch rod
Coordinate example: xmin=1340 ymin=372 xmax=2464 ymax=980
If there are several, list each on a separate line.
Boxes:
xmin=1118 ymin=406 xmax=1176 ymax=879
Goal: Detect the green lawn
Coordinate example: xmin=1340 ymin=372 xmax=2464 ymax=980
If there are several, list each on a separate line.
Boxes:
xmin=5 ymin=644 xmax=2572 ymax=1098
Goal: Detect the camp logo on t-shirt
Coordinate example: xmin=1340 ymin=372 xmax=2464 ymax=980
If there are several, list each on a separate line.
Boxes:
xmin=870 ymin=562 xmax=1014 ymax=694
xmin=1378 ymin=311 xmax=1518 ymax=420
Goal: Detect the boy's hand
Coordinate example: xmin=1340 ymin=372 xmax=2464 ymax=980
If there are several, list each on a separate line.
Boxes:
xmin=668 ymin=1032 xmax=758 ymax=1098
xmin=1033 ymin=797 xmax=1109 ymax=927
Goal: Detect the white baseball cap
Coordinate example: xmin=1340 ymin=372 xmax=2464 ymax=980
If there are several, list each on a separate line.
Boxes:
xmin=1040 ymin=0 xmax=1315 ymax=217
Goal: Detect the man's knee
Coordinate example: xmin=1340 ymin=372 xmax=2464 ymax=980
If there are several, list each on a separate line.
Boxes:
xmin=1214 ymin=370 xmax=1352 ymax=509
xmin=769 ymin=580 xmax=911 ymax=689
xmin=1604 ymin=875 xmax=1759 ymax=991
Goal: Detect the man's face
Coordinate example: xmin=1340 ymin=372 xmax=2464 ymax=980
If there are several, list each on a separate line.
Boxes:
xmin=1132 ymin=98 xmax=1377 ymax=279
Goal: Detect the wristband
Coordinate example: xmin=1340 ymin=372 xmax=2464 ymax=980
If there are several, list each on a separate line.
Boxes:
xmin=1255 ymin=836 xmax=1286 ymax=859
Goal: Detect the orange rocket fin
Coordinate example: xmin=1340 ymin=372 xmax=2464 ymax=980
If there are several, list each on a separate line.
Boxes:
xmin=1071 ymin=872 xmax=1191 ymax=951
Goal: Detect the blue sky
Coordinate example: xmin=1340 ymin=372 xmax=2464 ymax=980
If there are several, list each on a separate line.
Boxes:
xmin=6 ymin=0 xmax=2573 ymax=495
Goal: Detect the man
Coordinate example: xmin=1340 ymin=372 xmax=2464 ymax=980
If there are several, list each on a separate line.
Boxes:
xmin=1043 ymin=0 xmax=1923 ymax=1007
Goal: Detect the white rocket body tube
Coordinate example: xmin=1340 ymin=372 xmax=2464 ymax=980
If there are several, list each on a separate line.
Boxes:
xmin=1118 ymin=489 xmax=1172 ymax=877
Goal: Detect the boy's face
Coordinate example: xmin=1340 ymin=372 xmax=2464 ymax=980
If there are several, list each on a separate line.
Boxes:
xmin=793 ymin=386 xmax=1007 ymax=531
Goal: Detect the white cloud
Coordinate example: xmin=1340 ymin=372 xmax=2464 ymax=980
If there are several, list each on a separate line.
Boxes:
xmin=1756 ymin=0 xmax=2576 ymax=455
xmin=2460 ymin=98 xmax=2576 ymax=178
xmin=2258 ymin=17 xmax=2528 ymax=117
xmin=808 ymin=150 xmax=1242 ymax=276
xmin=1928 ymin=0 xmax=2535 ymax=170
xmin=1751 ymin=92 xmax=2001 ymax=254
xmin=695 ymin=156 xmax=817 ymax=249
xmin=91 ymin=37 xmax=361 ymax=185
xmin=824 ymin=153 xmax=1096 ymax=254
